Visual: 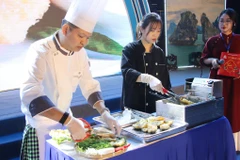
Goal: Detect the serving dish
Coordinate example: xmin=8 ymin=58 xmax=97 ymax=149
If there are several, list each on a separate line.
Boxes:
xmin=123 ymin=119 xmax=187 ymax=143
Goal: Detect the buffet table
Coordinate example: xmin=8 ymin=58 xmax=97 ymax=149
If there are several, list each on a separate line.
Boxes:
xmin=45 ymin=116 xmax=236 ymax=160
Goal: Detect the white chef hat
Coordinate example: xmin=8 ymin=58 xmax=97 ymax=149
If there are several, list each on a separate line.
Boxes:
xmin=64 ymin=0 xmax=108 ymax=33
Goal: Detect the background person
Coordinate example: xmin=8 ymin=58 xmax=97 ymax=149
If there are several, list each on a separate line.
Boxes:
xmin=200 ymin=8 xmax=240 ymax=151
xmin=121 ymin=12 xmax=171 ymax=113
xmin=20 ymin=0 xmax=121 ymax=159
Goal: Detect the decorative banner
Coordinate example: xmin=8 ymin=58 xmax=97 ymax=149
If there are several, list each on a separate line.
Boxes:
xmin=0 ymin=0 xmax=50 ymax=44
xmin=124 ymin=0 xmax=150 ymax=40
xmin=217 ymin=52 xmax=240 ymax=77
xmin=0 ymin=0 xmax=141 ymax=91
xmin=165 ymin=0 xmax=225 ymax=67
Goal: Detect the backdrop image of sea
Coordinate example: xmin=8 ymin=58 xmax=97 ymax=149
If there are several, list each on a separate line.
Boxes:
xmin=165 ymin=0 xmax=225 ymax=67
xmin=167 ymin=34 xmax=205 ymax=66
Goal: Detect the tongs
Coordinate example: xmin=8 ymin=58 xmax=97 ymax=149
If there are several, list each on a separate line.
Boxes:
xmin=162 ymin=88 xmax=182 ymax=103
xmin=162 ymin=88 xmax=181 ymax=99
xmin=74 ymin=118 xmax=92 ymax=143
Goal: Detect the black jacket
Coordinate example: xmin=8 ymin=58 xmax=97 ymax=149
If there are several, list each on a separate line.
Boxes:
xmin=121 ymin=40 xmax=171 ymax=113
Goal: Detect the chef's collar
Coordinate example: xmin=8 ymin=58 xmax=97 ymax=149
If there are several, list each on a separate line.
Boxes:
xmin=53 ymin=32 xmax=74 ymax=56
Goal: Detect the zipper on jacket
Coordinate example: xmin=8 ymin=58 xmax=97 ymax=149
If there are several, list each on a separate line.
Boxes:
xmin=142 ymin=52 xmax=147 ymax=112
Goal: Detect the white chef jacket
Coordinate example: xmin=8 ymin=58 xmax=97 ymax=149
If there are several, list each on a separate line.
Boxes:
xmin=20 ymin=32 xmax=102 ymax=159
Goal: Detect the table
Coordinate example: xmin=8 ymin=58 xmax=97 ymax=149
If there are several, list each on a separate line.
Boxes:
xmin=45 ymin=116 xmax=236 ymax=160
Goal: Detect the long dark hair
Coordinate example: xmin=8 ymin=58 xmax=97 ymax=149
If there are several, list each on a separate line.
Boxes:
xmin=136 ymin=12 xmax=163 ymax=40
xmin=218 ymin=8 xmax=238 ymax=31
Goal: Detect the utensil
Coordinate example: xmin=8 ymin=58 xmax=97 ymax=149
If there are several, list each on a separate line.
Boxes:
xmin=162 ymin=88 xmax=180 ymax=99
xmin=162 ymin=88 xmax=182 ymax=103
xmin=74 ymin=118 xmax=92 ymax=143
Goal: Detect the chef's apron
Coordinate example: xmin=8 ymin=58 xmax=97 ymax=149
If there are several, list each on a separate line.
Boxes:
xmin=36 ymin=49 xmax=74 ymax=160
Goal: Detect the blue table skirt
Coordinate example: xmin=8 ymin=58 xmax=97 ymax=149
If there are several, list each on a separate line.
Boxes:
xmin=46 ymin=116 xmax=236 ymax=160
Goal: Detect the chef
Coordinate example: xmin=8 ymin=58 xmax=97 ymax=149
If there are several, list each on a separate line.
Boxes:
xmin=19 ymin=0 xmax=121 ymax=159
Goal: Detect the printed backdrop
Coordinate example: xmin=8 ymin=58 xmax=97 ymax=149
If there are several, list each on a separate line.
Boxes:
xmin=165 ymin=0 xmax=225 ymax=67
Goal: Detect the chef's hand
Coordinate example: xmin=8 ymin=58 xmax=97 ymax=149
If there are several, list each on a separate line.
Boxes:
xmin=140 ymin=73 xmax=164 ymax=94
xmin=211 ymin=58 xmax=220 ymax=69
xmin=66 ymin=116 xmax=87 ymax=140
xmin=101 ymin=111 xmax=122 ymax=135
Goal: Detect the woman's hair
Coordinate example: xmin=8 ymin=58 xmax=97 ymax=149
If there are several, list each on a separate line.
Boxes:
xmin=218 ymin=8 xmax=239 ymax=31
xmin=136 ymin=12 xmax=163 ymax=40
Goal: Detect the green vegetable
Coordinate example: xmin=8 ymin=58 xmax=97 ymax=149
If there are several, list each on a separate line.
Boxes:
xmin=52 ymin=136 xmax=72 ymax=145
xmin=76 ymin=134 xmax=112 ymax=151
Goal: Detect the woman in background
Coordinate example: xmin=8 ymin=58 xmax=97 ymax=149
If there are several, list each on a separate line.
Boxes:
xmin=200 ymin=8 xmax=240 ymax=151
xmin=121 ymin=12 xmax=171 ymax=113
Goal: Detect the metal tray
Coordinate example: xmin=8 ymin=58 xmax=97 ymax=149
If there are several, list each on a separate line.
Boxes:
xmin=93 ymin=110 xmax=153 ymax=128
xmin=122 ymin=119 xmax=188 ymax=143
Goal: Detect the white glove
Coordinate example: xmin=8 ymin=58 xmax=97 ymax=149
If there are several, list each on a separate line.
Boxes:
xmin=140 ymin=73 xmax=164 ymax=94
xmin=101 ymin=111 xmax=122 ymax=135
xmin=211 ymin=58 xmax=220 ymax=69
xmin=66 ymin=116 xmax=87 ymax=141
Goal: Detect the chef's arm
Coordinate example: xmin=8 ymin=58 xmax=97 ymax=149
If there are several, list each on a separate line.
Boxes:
xmin=36 ymin=99 xmax=88 ymax=140
xmin=89 ymin=93 xmax=122 ymax=135
xmin=93 ymin=100 xmax=110 ymax=115
xmin=136 ymin=74 xmax=164 ymax=94
xmin=28 ymin=95 xmax=71 ymax=125
xmin=88 ymin=91 xmax=109 ymax=115
xmin=39 ymin=108 xmax=71 ymax=125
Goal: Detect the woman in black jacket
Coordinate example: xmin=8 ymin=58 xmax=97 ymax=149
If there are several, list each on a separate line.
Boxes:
xmin=121 ymin=12 xmax=172 ymax=113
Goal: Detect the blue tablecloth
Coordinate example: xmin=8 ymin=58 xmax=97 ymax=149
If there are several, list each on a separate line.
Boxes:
xmin=46 ymin=116 xmax=236 ymax=160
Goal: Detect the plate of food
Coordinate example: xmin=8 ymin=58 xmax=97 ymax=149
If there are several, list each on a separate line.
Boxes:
xmin=123 ymin=116 xmax=187 ymax=143
xmin=49 ymin=126 xmax=131 ymax=159
xmin=75 ymin=126 xmax=130 ymax=159
xmin=49 ymin=129 xmax=72 ymax=144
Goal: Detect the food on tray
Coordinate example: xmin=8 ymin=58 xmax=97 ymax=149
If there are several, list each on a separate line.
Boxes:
xmin=49 ymin=129 xmax=72 ymax=144
xmin=166 ymin=95 xmax=208 ymax=106
xmin=91 ymin=126 xmax=115 ymax=138
xmin=50 ymin=126 xmax=130 ymax=158
xmin=132 ymin=116 xmax=173 ymax=133
xmin=179 ymin=97 xmax=194 ymax=105
xmin=160 ymin=123 xmax=170 ymax=130
xmin=141 ymin=123 xmax=158 ymax=134
xmin=75 ymin=134 xmax=127 ymax=151
xmin=75 ymin=127 xmax=130 ymax=158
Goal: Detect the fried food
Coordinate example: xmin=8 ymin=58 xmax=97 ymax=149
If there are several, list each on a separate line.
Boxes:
xmin=179 ymin=97 xmax=194 ymax=105
xmin=160 ymin=123 xmax=170 ymax=131
xmin=132 ymin=116 xmax=173 ymax=133
xmin=91 ymin=127 xmax=115 ymax=138
xmin=132 ymin=118 xmax=147 ymax=130
xmin=147 ymin=116 xmax=165 ymax=122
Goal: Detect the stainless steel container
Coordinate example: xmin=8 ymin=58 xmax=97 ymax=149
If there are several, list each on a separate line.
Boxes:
xmin=185 ymin=77 xmax=223 ymax=98
xmin=156 ymin=97 xmax=224 ymax=128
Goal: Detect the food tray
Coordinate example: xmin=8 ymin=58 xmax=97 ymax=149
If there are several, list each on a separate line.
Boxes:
xmin=122 ymin=119 xmax=188 ymax=143
xmin=75 ymin=145 xmax=129 ymax=160
xmin=93 ymin=110 xmax=153 ymax=128
xmin=75 ymin=149 xmax=127 ymax=159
